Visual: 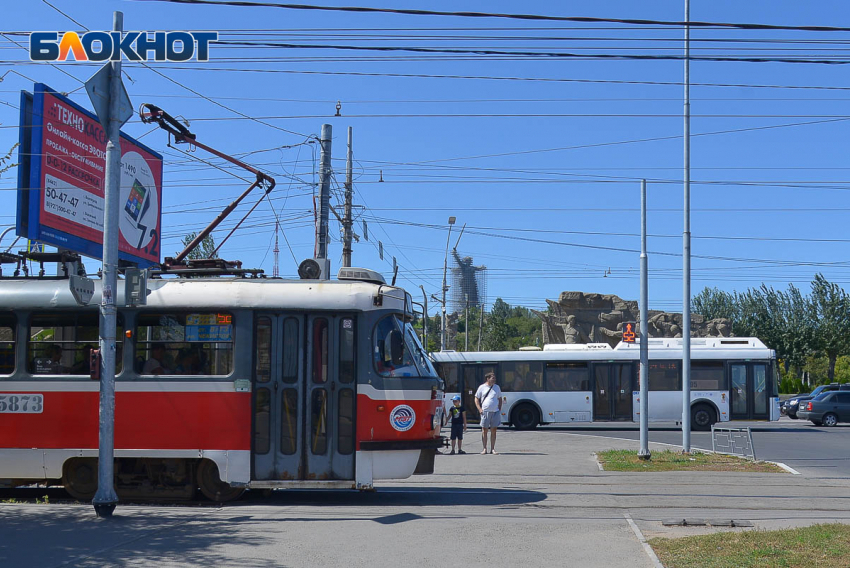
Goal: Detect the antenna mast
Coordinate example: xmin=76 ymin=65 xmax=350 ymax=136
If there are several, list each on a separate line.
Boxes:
xmin=273 ymin=221 xmax=280 ymax=277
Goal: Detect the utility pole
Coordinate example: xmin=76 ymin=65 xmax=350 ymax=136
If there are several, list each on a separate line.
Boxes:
xmin=316 ymin=124 xmax=332 ymax=273
xmin=440 ymin=217 xmax=455 ymax=351
xmin=92 ymin=10 xmax=123 ymax=518
xmin=464 ymin=294 xmax=469 ymax=351
xmin=682 ymin=0 xmax=692 ymax=452
xmin=420 ymin=285 xmax=428 ymax=352
xmin=342 ymin=126 xmax=354 ymax=268
xmin=639 ymin=180 xmax=650 ymax=460
xmin=478 ymin=303 xmax=484 ymax=351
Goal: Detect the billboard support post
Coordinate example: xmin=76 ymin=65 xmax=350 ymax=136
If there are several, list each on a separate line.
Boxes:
xmin=92 ymin=11 xmax=126 ymax=519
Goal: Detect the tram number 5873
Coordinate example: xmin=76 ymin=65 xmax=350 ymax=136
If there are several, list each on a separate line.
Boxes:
xmin=0 ymin=394 xmax=44 ymax=413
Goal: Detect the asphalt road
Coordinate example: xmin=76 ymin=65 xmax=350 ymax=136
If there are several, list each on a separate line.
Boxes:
xmin=536 ymin=416 xmax=850 ymax=477
xmin=4 ymin=428 xmax=850 ymax=567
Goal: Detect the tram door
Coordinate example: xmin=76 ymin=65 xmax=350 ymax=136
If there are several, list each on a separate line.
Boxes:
xmin=252 ymin=314 xmax=356 ymax=481
xmin=460 ymin=364 xmax=498 ymax=422
xmin=729 ymin=362 xmax=769 ymax=420
xmin=592 ymin=363 xmax=634 ymax=421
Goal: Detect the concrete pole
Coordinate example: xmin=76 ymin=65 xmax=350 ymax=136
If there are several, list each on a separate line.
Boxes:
xmin=464 ymin=294 xmax=469 ymax=351
xmin=92 ymin=10 xmax=123 ymax=518
xmin=478 ymin=303 xmax=484 ymax=351
xmin=342 ymin=127 xmax=353 ymax=267
xmin=440 ymin=220 xmax=454 ymax=351
xmin=316 ymin=124 xmax=332 ymax=261
xmin=420 ymin=285 xmax=428 ymax=352
xmin=639 ymin=180 xmax=650 ymax=460
xmin=682 ymin=0 xmax=692 ymax=452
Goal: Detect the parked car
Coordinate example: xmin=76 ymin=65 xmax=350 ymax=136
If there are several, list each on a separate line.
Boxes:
xmin=797 ymin=391 xmax=850 ymax=426
xmin=782 ymin=384 xmax=850 ymax=419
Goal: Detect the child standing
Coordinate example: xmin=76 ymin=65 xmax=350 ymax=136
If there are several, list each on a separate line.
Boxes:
xmin=447 ymin=395 xmax=467 ymax=454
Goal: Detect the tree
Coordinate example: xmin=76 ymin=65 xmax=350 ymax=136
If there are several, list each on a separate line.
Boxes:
xmin=692 ymin=286 xmax=738 ymax=323
xmin=0 ymin=143 xmax=19 ymax=177
xmin=483 ymin=298 xmax=510 ymax=351
xmin=179 ymin=232 xmax=219 ymax=260
xmin=809 ymin=273 xmax=850 ymax=382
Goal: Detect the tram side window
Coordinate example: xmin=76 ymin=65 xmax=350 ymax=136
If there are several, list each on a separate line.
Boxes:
xmin=648 ymin=361 xmax=681 ymax=391
xmin=500 ymin=361 xmax=543 ymax=392
xmin=339 ymin=318 xmax=355 ymax=384
xmin=0 ymin=314 xmax=15 ymax=375
xmin=435 ymin=363 xmax=459 ymax=392
xmin=28 ymin=312 xmax=123 ymax=375
xmin=546 ymin=362 xmax=589 ymax=391
xmin=136 ymin=313 xmax=233 ymax=376
xmin=690 ymin=361 xmax=726 ymax=391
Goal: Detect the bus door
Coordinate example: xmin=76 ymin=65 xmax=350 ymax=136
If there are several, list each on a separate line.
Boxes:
xmin=460 ymin=363 xmax=498 ymax=422
xmin=252 ymin=314 xmax=356 ymax=481
xmin=729 ymin=362 xmax=769 ymax=420
xmin=592 ymin=363 xmax=634 ymax=421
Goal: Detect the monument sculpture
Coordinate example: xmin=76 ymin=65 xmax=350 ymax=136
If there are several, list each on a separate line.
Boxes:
xmin=533 ymin=291 xmax=732 ymax=348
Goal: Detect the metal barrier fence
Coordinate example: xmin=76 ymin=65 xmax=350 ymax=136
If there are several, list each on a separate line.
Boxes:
xmin=711 ymin=426 xmax=756 ymax=461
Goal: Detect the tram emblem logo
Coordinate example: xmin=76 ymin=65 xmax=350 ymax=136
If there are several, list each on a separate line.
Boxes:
xmin=390 ymin=405 xmax=416 ymax=432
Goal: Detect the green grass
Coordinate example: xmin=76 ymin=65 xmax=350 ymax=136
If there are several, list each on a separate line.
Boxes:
xmin=597 ymin=449 xmax=785 ymax=473
xmin=649 ymin=523 xmax=850 ymax=568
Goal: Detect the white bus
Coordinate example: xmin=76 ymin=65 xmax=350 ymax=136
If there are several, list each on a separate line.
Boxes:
xmin=430 ymin=337 xmax=780 ymax=431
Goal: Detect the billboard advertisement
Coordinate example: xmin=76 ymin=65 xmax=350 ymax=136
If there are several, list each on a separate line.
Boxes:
xmin=17 ymin=83 xmax=163 ymax=267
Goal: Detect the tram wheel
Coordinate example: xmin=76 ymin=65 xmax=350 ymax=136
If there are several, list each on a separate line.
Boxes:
xmin=197 ymin=459 xmax=245 ymax=502
xmin=62 ymin=458 xmax=99 ymax=501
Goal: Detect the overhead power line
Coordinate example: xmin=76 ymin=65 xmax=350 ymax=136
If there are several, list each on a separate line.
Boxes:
xmin=139 ymin=0 xmax=850 ymax=33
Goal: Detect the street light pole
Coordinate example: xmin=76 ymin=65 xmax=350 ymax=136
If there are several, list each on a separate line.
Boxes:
xmin=92 ymin=10 xmax=123 ymax=518
xmin=420 ymin=284 xmax=428 ymax=352
xmin=639 ymin=180 xmax=650 ymax=460
xmin=440 ymin=216 xmax=455 ymax=351
xmin=682 ymin=0 xmax=692 ymax=453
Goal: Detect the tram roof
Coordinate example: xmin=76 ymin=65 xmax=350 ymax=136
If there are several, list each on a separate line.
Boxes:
xmin=0 ymin=276 xmax=407 ymax=312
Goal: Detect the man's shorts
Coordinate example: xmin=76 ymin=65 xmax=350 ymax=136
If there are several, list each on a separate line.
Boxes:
xmin=480 ymin=410 xmax=501 ymax=428
xmin=450 ymin=422 xmax=464 ymax=440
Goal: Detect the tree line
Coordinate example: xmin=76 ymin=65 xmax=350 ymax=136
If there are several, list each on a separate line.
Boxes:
xmin=692 ymin=274 xmax=850 ymax=390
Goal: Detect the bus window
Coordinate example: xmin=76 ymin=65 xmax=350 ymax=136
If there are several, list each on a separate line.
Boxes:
xmin=29 ymin=312 xmax=122 ymax=375
xmin=0 ymin=313 xmax=14 ymax=375
xmin=649 ymin=361 xmax=680 ymax=391
xmin=136 ymin=313 xmax=233 ymax=376
xmin=546 ymin=362 xmax=589 ymax=391
xmin=690 ymin=361 xmax=726 ymax=390
xmin=501 ymin=361 xmax=543 ymax=392
xmin=435 ymin=362 xmax=459 ymax=392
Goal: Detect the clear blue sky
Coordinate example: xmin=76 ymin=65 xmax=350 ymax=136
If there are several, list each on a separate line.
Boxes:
xmin=2 ymin=1 xmax=850 ymax=316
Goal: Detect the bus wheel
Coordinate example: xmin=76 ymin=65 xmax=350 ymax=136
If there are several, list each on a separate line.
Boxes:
xmin=62 ymin=458 xmax=99 ymax=501
xmin=691 ymin=404 xmax=716 ymax=432
xmin=197 ymin=459 xmax=245 ymax=502
xmin=512 ymin=404 xmax=539 ymax=431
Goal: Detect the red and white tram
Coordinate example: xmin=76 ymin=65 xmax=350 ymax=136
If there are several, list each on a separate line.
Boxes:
xmin=0 ymin=267 xmax=444 ymax=501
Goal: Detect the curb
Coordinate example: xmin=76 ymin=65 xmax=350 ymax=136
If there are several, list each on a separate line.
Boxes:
xmin=624 ymin=512 xmax=665 ymax=568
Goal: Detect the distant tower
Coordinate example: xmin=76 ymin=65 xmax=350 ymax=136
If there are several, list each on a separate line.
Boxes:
xmin=273 ymin=222 xmax=280 ymax=278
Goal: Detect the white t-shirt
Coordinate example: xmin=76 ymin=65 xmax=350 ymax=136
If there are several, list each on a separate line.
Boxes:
xmin=475 ymin=383 xmax=502 ymax=412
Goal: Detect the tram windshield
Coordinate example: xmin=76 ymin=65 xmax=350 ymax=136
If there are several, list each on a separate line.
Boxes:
xmin=374 ymin=314 xmax=438 ymax=378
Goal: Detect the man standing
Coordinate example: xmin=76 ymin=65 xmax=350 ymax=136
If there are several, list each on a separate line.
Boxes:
xmin=475 ymin=372 xmax=502 ymax=455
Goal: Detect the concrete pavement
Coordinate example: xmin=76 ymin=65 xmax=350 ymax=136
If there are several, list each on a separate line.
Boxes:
xmin=2 ymin=429 xmax=849 ymax=567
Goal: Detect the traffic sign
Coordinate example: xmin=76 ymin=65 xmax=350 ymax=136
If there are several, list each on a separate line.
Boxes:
xmin=622 ymin=321 xmax=637 ymax=343
xmin=85 ymin=63 xmax=133 ymax=132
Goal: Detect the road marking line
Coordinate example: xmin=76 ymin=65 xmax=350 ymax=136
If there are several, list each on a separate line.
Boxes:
xmin=772 ymin=462 xmax=801 ymax=475
xmin=624 ymin=512 xmax=665 ymax=568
